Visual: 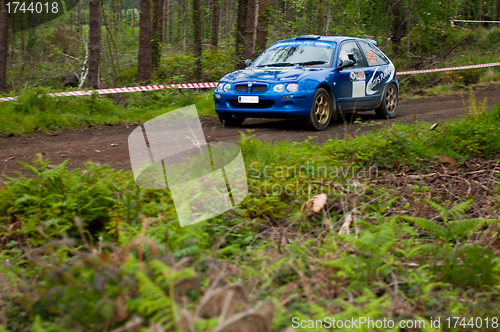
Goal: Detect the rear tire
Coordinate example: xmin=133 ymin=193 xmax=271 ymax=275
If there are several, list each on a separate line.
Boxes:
xmin=305 ymin=88 xmax=335 ymax=131
xmin=375 ymin=83 xmax=398 ymax=119
xmin=218 ymin=114 xmax=246 ymax=127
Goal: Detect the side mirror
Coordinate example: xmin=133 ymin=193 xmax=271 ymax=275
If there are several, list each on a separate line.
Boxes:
xmin=338 ymin=59 xmax=354 ymax=70
xmin=244 ymin=59 xmax=252 ymax=67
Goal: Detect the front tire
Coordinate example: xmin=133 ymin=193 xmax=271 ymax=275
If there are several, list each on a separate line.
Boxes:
xmin=305 ymin=88 xmax=335 ymax=131
xmin=218 ymin=114 xmax=246 ymax=127
xmin=375 ymin=83 xmax=398 ymax=119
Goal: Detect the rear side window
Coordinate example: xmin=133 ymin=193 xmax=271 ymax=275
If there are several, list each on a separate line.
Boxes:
xmin=358 ymin=42 xmax=389 ymax=66
xmin=337 ymin=41 xmax=365 ymax=69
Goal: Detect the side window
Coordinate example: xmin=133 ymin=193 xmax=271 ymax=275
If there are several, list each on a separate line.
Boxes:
xmin=337 ymin=42 xmax=365 ymax=69
xmin=358 ymin=42 xmax=389 ymax=66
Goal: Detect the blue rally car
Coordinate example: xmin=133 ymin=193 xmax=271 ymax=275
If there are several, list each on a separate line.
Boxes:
xmin=214 ymin=35 xmax=399 ymax=130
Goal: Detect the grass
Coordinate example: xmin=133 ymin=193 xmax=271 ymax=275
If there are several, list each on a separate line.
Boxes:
xmin=0 ymin=88 xmax=218 ymax=137
xmin=1 ymin=102 xmax=500 ymax=331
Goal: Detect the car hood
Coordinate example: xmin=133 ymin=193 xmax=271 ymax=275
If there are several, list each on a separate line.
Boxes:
xmin=222 ymin=67 xmax=326 ymax=83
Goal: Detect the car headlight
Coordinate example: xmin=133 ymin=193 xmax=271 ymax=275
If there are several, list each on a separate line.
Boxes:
xmin=223 ymin=83 xmax=231 ymax=92
xmin=217 ymin=83 xmax=224 ymax=92
xmin=274 ymin=84 xmax=285 ymax=92
xmin=286 ymin=83 xmax=299 ymax=92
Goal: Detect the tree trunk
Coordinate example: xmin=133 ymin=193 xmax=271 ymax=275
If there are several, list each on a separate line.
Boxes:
xmin=138 ymin=0 xmax=152 ymax=83
xmin=406 ymin=0 xmax=411 ymax=54
xmin=0 ymin=0 xmax=8 ymax=92
xmin=163 ymin=0 xmax=168 ymax=43
xmin=182 ymin=0 xmax=187 ymax=52
xmin=177 ymin=0 xmax=181 ymax=42
xmin=243 ymin=0 xmax=256 ymax=59
xmin=88 ymin=0 xmax=101 ymax=89
xmin=255 ymin=0 xmax=269 ymax=56
xmin=390 ymin=0 xmax=403 ymax=55
xmin=152 ymin=0 xmax=162 ymax=68
xmin=304 ymin=0 xmax=309 ymax=33
xmin=211 ymin=0 xmax=219 ymax=50
xmin=123 ymin=0 xmax=127 ymax=21
xmin=158 ymin=0 xmax=164 ymax=43
xmin=225 ymin=0 xmax=230 ymax=36
xmin=479 ymin=0 xmax=482 ymax=21
xmin=76 ymin=0 xmax=81 ymax=33
xmin=495 ymin=0 xmax=499 ymax=21
xmin=316 ymin=0 xmax=323 ymax=35
xmin=192 ymin=0 xmax=202 ymax=80
xmin=131 ymin=0 xmax=135 ymax=30
xmin=235 ymin=0 xmax=248 ymax=69
xmin=168 ymin=0 xmax=172 ymax=43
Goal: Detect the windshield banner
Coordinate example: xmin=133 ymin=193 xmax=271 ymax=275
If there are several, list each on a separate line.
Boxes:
xmin=270 ymin=41 xmax=336 ymax=49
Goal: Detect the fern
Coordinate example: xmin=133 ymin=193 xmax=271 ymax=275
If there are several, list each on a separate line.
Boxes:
xmin=128 ymin=272 xmax=177 ymax=330
xmin=128 ymin=259 xmax=195 ymax=330
xmin=398 ymin=215 xmax=497 ymax=242
xmin=422 ymin=199 xmax=473 ymax=225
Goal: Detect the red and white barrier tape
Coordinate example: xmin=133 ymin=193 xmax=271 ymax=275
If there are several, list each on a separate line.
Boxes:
xmin=452 ymin=19 xmax=500 ymax=23
xmin=1 ymin=61 xmax=500 ymax=102
xmin=397 ymin=61 xmax=500 ymax=75
xmin=0 ymin=82 xmax=217 ymax=102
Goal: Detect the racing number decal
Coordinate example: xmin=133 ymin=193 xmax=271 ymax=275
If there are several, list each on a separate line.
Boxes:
xmin=350 ymin=71 xmax=366 ymax=98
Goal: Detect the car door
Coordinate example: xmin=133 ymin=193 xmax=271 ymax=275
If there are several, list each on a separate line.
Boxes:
xmin=333 ymin=41 xmax=372 ymax=110
xmin=357 ymin=41 xmax=395 ymax=108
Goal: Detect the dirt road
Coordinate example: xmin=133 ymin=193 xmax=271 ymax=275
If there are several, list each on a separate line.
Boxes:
xmin=2 ymin=84 xmax=500 ymax=178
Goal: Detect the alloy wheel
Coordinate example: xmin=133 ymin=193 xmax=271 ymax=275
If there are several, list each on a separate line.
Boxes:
xmin=314 ymin=94 xmax=330 ymax=124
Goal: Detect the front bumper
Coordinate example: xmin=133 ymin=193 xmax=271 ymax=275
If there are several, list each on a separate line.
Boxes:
xmin=214 ymin=90 xmax=314 ymax=118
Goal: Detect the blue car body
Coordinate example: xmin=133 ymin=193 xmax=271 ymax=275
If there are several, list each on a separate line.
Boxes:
xmin=214 ymin=35 xmax=398 ymax=123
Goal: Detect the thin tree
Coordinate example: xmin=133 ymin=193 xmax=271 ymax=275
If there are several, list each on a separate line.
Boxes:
xmin=76 ymin=0 xmax=81 ymax=33
xmin=88 ymin=0 xmax=101 ymax=88
xmin=152 ymin=0 xmax=163 ymax=68
xmin=138 ymin=0 xmax=153 ymax=83
xmin=0 ymin=0 xmax=7 ymax=92
xmin=225 ymin=0 xmax=230 ymax=36
xmin=390 ymin=0 xmax=403 ymax=55
xmin=162 ymin=0 xmax=167 ymax=43
xmin=192 ymin=0 xmax=202 ymax=80
xmin=244 ymin=0 xmax=256 ymax=59
xmin=168 ymin=0 xmax=172 ymax=43
xmin=177 ymin=0 xmax=182 ymax=44
xmin=211 ymin=0 xmax=219 ymax=50
xmin=235 ymin=0 xmax=248 ymax=69
xmin=131 ymin=0 xmax=135 ymax=30
xmin=495 ymin=0 xmax=499 ymax=21
xmin=479 ymin=0 xmax=482 ymax=21
xmin=255 ymin=0 xmax=270 ymax=56
xmin=316 ymin=0 xmax=324 ymax=35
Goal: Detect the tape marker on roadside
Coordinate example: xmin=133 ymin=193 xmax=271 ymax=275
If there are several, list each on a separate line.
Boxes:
xmin=0 ymin=82 xmax=218 ymax=102
xmin=451 ymin=19 xmax=500 ymax=23
xmin=1 ymin=62 xmax=500 ymax=102
xmin=396 ymin=61 xmax=500 ymax=75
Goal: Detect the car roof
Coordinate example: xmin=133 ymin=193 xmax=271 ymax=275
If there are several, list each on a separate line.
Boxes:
xmin=273 ymin=35 xmax=377 ymax=46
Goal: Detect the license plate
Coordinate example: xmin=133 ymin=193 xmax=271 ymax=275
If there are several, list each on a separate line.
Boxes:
xmin=238 ymin=96 xmax=259 ymax=103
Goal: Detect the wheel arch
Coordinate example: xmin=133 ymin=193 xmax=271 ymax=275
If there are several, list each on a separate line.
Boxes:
xmin=375 ymin=80 xmax=398 ymax=108
xmin=316 ymin=83 xmax=337 ymax=110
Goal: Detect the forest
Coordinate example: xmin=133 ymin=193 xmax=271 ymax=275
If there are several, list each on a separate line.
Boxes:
xmin=0 ymin=0 xmax=500 ymax=91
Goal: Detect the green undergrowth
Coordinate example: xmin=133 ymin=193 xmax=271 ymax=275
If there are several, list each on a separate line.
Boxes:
xmin=0 ymin=88 xmax=217 ymax=137
xmin=394 ymin=27 xmax=500 ymax=96
xmin=1 ymin=105 xmax=500 ymax=331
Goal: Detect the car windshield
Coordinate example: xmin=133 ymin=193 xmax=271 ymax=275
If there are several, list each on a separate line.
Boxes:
xmin=252 ymin=44 xmax=335 ymax=68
